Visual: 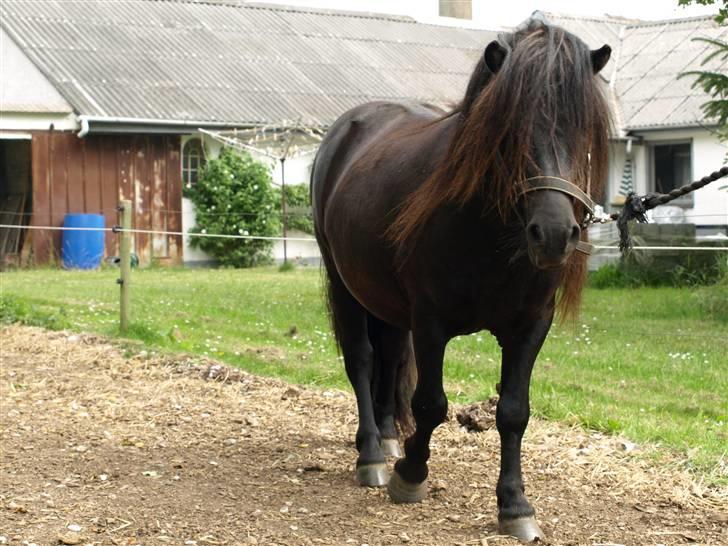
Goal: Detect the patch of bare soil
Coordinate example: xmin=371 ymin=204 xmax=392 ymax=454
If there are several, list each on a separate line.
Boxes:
xmin=1 ymin=326 xmax=726 ymax=546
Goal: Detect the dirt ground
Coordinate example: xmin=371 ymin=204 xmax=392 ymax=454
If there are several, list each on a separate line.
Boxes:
xmin=1 ymin=326 xmax=726 ymax=546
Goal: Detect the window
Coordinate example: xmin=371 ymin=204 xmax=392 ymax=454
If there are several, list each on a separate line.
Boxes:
xmin=651 ymin=142 xmax=693 ymax=206
xmin=182 ymin=138 xmax=205 ymax=187
xmin=439 ymin=0 xmax=472 ymax=19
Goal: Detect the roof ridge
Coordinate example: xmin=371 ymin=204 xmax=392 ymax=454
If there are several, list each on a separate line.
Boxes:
xmin=545 ymin=11 xmax=720 ymax=29
xmin=544 ymin=11 xmax=641 ymax=25
xmin=626 ymin=14 xmax=719 ymax=28
xmin=146 ymin=0 xmax=418 ymax=23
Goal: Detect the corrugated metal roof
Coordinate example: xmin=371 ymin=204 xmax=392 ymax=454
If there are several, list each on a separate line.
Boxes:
xmin=620 ymin=19 xmax=726 ymax=129
xmin=1 ymin=2 xmax=723 ymax=131
xmin=549 ymin=12 xmax=725 ymax=131
xmin=0 ymin=0 xmax=496 ymax=127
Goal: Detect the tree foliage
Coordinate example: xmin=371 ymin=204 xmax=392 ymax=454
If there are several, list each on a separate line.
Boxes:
xmin=682 ymin=37 xmax=728 ymax=125
xmin=678 ymin=0 xmax=727 ymax=23
xmin=678 ymin=1 xmax=728 ymax=147
xmin=186 ymin=148 xmax=279 ymax=267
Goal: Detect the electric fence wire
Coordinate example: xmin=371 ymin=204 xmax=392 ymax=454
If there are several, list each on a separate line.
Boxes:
xmin=1 ymin=224 xmax=727 ymax=251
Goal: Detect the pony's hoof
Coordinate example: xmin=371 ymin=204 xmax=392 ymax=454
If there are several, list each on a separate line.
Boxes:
xmin=356 ymin=463 xmax=389 ymax=487
xmin=387 ymin=470 xmax=427 ymax=503
xmin=498 ymin=517 xmax=545 ymax=543
xmin=380 ymin=438 xmax=402 ymax=458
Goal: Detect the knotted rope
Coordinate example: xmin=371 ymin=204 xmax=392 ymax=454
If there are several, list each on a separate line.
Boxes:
xmin=603 ymin=166 xmax=728 ymax=252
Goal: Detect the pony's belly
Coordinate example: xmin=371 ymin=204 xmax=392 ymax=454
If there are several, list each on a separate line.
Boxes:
xmin=332 ymin=252 xmax=410 ymax=329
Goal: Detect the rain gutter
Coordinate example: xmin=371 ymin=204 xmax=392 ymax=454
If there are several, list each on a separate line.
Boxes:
xmin=76 ymin=115 xmax=268 ymax=137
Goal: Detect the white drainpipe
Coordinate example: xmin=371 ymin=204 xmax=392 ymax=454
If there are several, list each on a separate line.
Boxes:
xmin=78 ymin=117 xmax=90 ymax=138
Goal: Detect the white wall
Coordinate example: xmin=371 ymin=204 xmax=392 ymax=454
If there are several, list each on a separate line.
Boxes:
xmin=181 ymin=196 xmax=214 ymax=265
xmin=604 ymin=141 xmax=627 ymax=210
xmin=271 ymin=229 xmax=320 ymax=265
xmin=0 ymin=112 xmax=78 ymax=132
xmin=0 ymin=27 xmax=78 ymax=132
xmin=630 ymin=128 xmax=728 ymax=227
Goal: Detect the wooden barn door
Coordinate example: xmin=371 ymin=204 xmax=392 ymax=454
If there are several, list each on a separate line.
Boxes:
xmin=30 ymin=132 xmax=182 ymax=266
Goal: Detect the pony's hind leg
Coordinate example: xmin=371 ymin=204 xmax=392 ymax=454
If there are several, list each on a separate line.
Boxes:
xmin=372 ymin=324 xmax=411 ymax=459
xmin=325 ymin=274 xmax=388 ymax=486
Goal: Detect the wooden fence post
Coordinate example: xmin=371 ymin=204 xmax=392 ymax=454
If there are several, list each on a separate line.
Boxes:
xmin=118 ymin=200 xmax=132 ymax=333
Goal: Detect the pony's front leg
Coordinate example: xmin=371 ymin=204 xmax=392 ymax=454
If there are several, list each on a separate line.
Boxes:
xmin=495 ymin=316 xmax=552 ymax=542
xmin=387 ymin=320 xmax=448 ymax=503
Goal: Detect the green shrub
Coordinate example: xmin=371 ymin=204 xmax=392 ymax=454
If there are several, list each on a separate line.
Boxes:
xmin=186 ymin=148 xmax=279 ymax=267
xmin=278 ymin=260 xmax=296 ymax=272
xmin=588 ymin=263 xmax=625 ymax=288
xmin=590 ymin=249 xmax=727 ymax=288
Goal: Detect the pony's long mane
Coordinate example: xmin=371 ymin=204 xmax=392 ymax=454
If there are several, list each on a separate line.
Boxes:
xmin=388 ymin=20 xmax=611 ymax=320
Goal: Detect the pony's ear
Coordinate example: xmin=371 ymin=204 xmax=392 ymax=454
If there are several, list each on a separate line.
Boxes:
xmin=484 ymin=40 xmax=507 ymax=74
xmin=591 ymin=44 xmax=611 ymax=74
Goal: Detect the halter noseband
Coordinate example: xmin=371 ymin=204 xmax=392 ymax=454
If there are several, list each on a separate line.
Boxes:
xmin=522 ymin=176 xmax=595 ymax=255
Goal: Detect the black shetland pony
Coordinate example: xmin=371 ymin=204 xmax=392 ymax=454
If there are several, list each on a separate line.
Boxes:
xmin=311 ymin=16 xmax=611 ymax=542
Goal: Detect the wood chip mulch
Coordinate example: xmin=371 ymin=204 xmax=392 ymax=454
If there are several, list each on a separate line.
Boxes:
xmin=1 ymin=325 xmax=726 ymax=546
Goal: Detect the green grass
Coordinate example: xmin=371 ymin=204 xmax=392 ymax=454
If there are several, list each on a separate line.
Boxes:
xmin=1 ymin=267 xmax=726 ymax=482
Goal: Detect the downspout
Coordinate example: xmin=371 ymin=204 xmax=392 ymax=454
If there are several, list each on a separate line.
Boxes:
xmin=77 ymin=116 xmax=90 ymax=138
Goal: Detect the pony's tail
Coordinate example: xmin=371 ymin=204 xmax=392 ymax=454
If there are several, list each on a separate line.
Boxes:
xmin=320 ymin=249 xmax=344 ymax=352
xmin=367 ymin=316 xmax=417 ymax=437
xmin=393 ymin=333 xmax=416 ymax=436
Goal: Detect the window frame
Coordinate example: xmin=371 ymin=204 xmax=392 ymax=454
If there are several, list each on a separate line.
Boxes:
xmin=648 ymin=139 xmax=694 ymax=207
xmin=182 ymin=138 xmax=205 ymax=188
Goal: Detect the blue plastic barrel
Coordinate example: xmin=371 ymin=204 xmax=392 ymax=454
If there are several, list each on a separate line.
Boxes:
xmin=62 ymin=213 xmax=105 ymax=269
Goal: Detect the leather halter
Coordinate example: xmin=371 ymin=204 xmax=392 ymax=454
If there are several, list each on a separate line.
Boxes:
xmin=522 ymin=176 xmax=595 ymax=255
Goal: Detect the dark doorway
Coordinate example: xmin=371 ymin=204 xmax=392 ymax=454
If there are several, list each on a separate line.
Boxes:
xmin=652 ymin=142 xmax=693 ymax=206
xmin=0 ymin=138 xmax=32 ymax=267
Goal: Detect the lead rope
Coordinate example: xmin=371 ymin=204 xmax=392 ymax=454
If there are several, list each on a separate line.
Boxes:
xmin=592 ymin=166 xmax=728 ymax=252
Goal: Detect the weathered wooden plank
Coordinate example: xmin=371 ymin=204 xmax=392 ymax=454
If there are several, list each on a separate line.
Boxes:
xmin=83 ymin=137 xmax=103 ymax=214
xmin=134 ymin=136 xmax=152 ymax=265
xmin=117 ymin=135 xmax=133 ymax=202
xmin=117 ymin=135 xmax=135 ymax=259
xmin=49 ymin=133 xmax=69 ymax=261
xmin=0 ymin=195 xmax=25 ymax=257
xmin=66 ymin=135 xmax=85 ymax=214
xmin=100 ymin=136 xmax=119 ymax=257
xmin=151 ymin=136 xmax=168 ymax=258
xmin=166 ymin=136 xmax=183 ymax=264
xmin=31 ymin=133 xmax=51 ymax=263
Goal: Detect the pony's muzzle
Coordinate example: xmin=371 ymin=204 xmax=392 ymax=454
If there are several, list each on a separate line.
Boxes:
xmin=526 ymin=220 xmax=580 ymax=269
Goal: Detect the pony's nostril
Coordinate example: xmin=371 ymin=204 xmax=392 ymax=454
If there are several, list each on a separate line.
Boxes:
xmin=527 ymin=223 xmax=544 ymax=244
xmin=570 ymin=224 xmax=580 ymax=243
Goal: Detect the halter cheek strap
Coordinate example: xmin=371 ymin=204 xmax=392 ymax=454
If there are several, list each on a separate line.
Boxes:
xmin=574 ymin=240 xmax=595 ymax=255
xmin=522 ymin=176 xmax=596 ymax=256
